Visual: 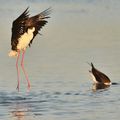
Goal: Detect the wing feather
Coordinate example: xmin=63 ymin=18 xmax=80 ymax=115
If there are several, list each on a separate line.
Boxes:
xmin=11 ymin=7 xmax=29 ymax=50
xmin=26 ymin=7 xmax=51 ymax=46
xmin=11 ymin=7 xmax=51 ymax=50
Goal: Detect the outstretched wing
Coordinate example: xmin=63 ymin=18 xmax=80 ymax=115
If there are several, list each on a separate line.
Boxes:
xmin=26 ymin=7 xmax=51 ymax=46
xmin=11 ymin=7 xmax=29 ymax=50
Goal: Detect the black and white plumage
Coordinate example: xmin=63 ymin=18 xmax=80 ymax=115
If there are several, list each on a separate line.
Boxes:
xmin=89 ymin=63 xmax=111 ymax=85
xmin=9 ymin=7 xmax=51 ymax=56
xmin=8 ymin=7 xmax=51 ymax=91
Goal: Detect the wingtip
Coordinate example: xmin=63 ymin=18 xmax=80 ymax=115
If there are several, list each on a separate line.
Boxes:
xmin=25 ymin=6 xmax=29 ymax=12
xmin=87 ymin=62 xmax=93 ymax=72
xmin=26 ymin=6 xmax=29 ymax=9
xmin=20 ymin=7 xmax=29 ymax=17
xmin=86 ymin=62 xmax=91 ymax=66
xmin=46 ymin=7 xmax=52 ymax=13
xmin=41 ymin=7 xmax=52 ymax=16
xmin=91 ymin=62 xmax=94 ymax=68
xmin=86 ymin=62 xmax=94 ymax=68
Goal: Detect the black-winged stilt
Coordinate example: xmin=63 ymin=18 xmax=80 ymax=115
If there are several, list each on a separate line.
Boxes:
xmin=9 ymin=7 xmax=51 ymax=91
xmin=89 ymin=63 xmax=111 ymax=85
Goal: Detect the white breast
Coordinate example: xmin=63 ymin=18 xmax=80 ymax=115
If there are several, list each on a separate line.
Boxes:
xmin=17 ymin=27 xmax=35 ymax=50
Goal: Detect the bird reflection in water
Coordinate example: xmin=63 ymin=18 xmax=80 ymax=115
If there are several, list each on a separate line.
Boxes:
xmin=92 ymin=83 xmax=110 ymax=91
xmin=12 ymin=110 xmax=25 ymax=120
xmin=11 ymin=103 xmax=31 ymax=120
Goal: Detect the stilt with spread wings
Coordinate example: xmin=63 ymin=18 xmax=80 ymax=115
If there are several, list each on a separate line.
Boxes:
xmin=9 ymin=7 xmax=51 ymax=91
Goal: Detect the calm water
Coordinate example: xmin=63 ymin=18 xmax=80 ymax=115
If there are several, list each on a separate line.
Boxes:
xmin=0 ymin=0 xmax=120 ymax=120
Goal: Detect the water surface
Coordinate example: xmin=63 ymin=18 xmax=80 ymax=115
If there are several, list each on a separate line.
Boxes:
xmin=0 ymin=0 xmax=120 ymax=120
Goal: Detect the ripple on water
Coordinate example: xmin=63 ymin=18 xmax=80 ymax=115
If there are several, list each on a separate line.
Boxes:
xmin=0 ymin=85 xmax=120 ymax=120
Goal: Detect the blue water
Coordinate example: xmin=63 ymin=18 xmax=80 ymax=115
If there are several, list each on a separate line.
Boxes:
xmin=0 ymin=0 xmax=120 ymax=120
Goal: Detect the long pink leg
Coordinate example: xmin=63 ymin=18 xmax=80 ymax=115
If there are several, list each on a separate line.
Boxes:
xmin=21 ymin=50 xmax=30 ymax=90
xmin=16 ymin=51 xmax=20 ymax=91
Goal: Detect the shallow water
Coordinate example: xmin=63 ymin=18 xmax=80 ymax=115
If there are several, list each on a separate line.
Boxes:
xmin=0 ymin=0 xmax=120 ymax=120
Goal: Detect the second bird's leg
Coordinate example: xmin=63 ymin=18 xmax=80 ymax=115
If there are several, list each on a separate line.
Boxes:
xmin=16 ymin=51 xmax=20 ymax=91
xmin=21 ymin=50 xmax=30 ymax=90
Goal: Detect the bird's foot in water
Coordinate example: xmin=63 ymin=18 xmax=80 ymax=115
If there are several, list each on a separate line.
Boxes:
xmin=16 ymin=84 xmax=20 ymax=92
xmin=27 ymin=83 xmax=31 ymax=92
